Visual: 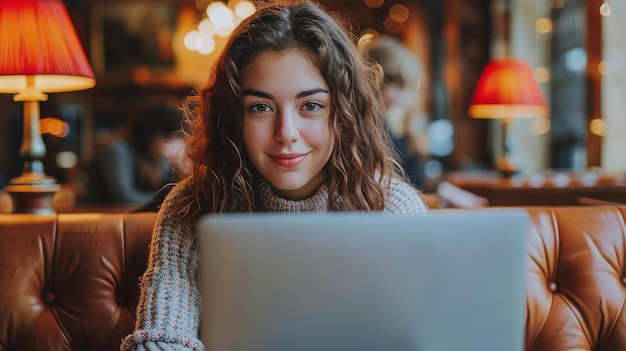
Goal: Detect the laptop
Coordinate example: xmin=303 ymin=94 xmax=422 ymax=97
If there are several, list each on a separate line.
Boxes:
xmin=197 ymin=209 xmax=528 ymax=351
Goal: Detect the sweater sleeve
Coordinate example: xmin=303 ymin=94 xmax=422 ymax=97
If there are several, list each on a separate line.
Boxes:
xmin=384 ymin=178 xmax=428 ymax=214
xmin=121 ymin=180 xmax=204 ymax=351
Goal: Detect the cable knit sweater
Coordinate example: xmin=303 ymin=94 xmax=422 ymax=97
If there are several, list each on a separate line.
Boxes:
xmin=121 ymin=177 xmax=427 ymax=350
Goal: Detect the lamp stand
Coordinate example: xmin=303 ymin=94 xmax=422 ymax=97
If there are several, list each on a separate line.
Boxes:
xmin=496 ymin=117 xmax=517 ymax=178
xmin=4 ymin=77 xmax=60 ymax=214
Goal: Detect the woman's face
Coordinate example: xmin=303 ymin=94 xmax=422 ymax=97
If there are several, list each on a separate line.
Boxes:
xmin=241 ymin=50 xmax=334 ymax=200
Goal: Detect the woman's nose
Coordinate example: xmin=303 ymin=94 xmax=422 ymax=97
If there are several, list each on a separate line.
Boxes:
xmin=274 ymin=109 xmax=300 ymax=144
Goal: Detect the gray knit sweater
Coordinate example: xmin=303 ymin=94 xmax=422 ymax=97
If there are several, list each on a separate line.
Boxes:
xmin=121 ymin=177 xmax=427 ymax=350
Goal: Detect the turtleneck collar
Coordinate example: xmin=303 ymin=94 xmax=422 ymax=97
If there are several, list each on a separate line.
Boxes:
xmin=257 ymin=179 xmax=329 ymax=212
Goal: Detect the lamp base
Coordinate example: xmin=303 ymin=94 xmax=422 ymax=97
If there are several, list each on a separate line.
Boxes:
xmin=4 ymin=172 xmax=60 ymax=214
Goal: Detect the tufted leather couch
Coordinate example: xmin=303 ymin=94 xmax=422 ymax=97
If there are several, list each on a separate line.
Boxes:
xmin=0 ymin=213 xmax=155 ymax=351
xmin=524 ymin=206 xmax=626 ymax=350
xmin=1 ymin=206 xmax=626 ymax=351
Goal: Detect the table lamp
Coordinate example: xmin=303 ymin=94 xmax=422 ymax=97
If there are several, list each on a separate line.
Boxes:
xmin=0 ymin=0 xmax=96 ymax=213
xmin=468 ymin=57 xmax=548 ymax=177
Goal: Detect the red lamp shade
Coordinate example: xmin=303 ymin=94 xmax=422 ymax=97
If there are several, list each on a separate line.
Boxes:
xmin=468 ymin=58 xmax=548 ymax=119
xmin=0 ymin=0 xmax=95 ymax=93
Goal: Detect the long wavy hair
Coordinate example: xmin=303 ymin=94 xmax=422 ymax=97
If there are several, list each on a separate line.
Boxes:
xmin=173 ymin=0 xmax=403 ymax=230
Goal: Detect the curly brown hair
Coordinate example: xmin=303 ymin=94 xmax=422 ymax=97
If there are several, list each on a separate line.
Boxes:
xmin=173 ymin=0 xmax=403 ymax=229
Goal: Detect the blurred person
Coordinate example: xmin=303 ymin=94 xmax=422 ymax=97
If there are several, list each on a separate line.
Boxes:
xmin=78 ymin=98 xmax=188 ymax=206
xmin=360 ymin=34 xmax=429 ymax=188
xmin=362 ymin=35 xmax=487 ymax=208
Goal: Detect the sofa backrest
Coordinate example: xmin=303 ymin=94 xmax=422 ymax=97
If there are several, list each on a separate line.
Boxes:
xmin=0 ymin=213 xmax=155 ymax=351
xmin=524 ymin=206 xmax=626 ymax=351
xmin=1 ymin=207 xmax=626 ymax=351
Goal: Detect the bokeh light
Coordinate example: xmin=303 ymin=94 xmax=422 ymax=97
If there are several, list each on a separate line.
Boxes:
xmin=389 ymin=4 xmax=410 ymax=23
xmin=590 ymin=118 xmax=606 ymax=136
xmin=364 ymin=0 xmax=384 ymax=9
xmin=535 ymin=18 xmax=553 ymax=33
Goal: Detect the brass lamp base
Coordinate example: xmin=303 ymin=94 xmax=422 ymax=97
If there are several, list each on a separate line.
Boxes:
xmin=5 ymin=84 xmax=61 ymax=214
xmin=4 ymin=169 xmax=60 ymax=214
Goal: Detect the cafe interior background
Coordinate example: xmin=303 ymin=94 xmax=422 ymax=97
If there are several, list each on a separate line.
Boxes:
xmin=0 ymin=0 xmax=624 ymax=209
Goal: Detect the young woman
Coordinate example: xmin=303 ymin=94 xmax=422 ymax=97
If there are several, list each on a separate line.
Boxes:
xmin=121 ymin=1 xmax=427 ymax=349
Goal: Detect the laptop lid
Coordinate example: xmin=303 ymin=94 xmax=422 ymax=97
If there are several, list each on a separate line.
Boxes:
xmin=197 ymin=209 xmax=528 ymax=351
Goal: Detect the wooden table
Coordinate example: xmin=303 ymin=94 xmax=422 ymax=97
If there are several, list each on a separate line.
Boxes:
xmin=444 ymin=170 xmax=626 ymax=206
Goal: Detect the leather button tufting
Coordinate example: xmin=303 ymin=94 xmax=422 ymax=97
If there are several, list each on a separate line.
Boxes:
xmin=43 ymin=292 xmax=55 ymax=303
xmin=548 ymin=282 xmax=557 ymax=292
xmin=622 ymin=277 xmax=626 ymax=286
xmin=116 ymin=294 xmax=127 ymax=305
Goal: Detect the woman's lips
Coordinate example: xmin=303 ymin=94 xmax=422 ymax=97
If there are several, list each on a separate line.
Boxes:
xmin=270 ymin=153 xmax=308 ymax=167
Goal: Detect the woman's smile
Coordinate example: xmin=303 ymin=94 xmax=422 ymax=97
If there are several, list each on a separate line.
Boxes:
xmin=269 ymin=152 xmax=309 ymax=167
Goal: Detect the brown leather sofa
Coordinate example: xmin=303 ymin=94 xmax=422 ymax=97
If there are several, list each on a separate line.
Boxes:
xmin=0 ymin=213 xmax=155 ymax=351
xmin=1 ymin=206 xmax=626 ymax=351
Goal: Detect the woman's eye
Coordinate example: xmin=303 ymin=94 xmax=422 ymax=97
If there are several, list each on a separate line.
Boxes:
xmin=302 ymin=102 xmax=322 ymax=111
xmin=249 ymin=103 xmax=271 ymax=113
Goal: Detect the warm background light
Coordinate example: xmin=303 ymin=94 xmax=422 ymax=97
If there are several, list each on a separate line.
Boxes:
xmin=598 ymin=61 xmax=609 ymax=75
xmin=185 ymin=0 xmax=256 ymax=55
xmin=534 ymin=67 xmax=550 ymax=83
xmin=383 ymin=16 xmax=404 ymax=34
xmin=600 ymin=2 xmax=611 ymax=17
xmin=40 ymin=117 xmax=70 ymax=138
xmin=364 ymin=0 xmax=384 ymax=9
xmin=234 ymin=0 xmax=255 ymax=18
xmin=590 ymin=118 xmax=607 ymax=136
xmin=389 ymin=4 xmax=410 ymax=23
xmin=469 ymin=58 xmax=549 ymax=119
xmin=535 ymin=18 xmax=553 ymax=33
xmin=0 ymin=0 xmax=95 ymax=93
